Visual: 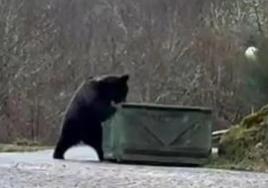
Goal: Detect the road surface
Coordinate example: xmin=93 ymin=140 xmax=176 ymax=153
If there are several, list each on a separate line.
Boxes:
xmin=0 ymin=146 xmax=268 ymax=188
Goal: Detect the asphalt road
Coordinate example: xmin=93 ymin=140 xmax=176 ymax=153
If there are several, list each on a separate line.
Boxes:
xmin=0 ymin=146 xmax=268 ymax=188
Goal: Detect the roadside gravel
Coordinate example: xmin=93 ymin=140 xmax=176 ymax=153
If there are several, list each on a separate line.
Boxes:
xmin=0 ymin=146 xmax=268 ymax=188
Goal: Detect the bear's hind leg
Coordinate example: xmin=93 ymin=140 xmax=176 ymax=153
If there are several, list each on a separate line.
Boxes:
xmin=53 ymin=133 xmax=80 ymax=160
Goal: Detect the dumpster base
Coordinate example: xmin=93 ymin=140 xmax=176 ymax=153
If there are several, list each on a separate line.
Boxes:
xmin=104 ymin=149 xmax=210 ymax=166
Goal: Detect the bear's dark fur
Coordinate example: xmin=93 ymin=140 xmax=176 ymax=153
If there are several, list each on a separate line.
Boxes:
xmin=53 ymin=74 xmax=129 ymax=160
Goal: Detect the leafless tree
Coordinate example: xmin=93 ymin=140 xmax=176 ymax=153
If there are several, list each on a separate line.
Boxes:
xmin=0 ymin=0 xmax=268 ymax=143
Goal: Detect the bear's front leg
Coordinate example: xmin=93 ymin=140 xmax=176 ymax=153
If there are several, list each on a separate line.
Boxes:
xmin=99 ymin=105 xmax=117 ymax=122
xmin=107 ymin=105 xmax=117 ymax=116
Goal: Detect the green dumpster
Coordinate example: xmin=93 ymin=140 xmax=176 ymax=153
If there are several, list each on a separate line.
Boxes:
xmin=103 ymin=103 xmax=212 ymax=165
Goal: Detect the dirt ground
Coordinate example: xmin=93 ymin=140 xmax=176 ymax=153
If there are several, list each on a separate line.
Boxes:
xmin=0 ymin=146 xmax=268 ymax=188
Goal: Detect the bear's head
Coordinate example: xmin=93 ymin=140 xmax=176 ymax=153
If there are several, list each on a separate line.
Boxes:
xmin=96 ymin=74 xmax=129 ymax=104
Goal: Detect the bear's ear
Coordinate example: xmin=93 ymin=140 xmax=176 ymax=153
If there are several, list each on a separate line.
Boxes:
xmin=120 ymin=74 xmax=129 ymax=83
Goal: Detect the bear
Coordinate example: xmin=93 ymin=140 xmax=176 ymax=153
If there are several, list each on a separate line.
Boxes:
xmin=53 ymin=74 xmax=129 ymax=161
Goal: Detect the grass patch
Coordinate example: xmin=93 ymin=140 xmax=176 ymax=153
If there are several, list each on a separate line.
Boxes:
xmin=12 ymin=138 xmax=41 ymax=147
xmin=0 ymin=144 xmax=51 ymax=152
xmin=207 ymin=105 xmax=268 ymax=172
xmin=206 ymin=155 xmax=268 ymax=172
xmin=0 ymin=139 xmax=52 ymax=152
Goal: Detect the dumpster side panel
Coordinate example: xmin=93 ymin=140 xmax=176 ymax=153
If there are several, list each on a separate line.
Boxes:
xmin=103 ymin=104 xmax=212 ymax=165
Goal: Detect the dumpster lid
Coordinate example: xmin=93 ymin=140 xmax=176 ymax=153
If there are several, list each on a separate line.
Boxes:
xmin=121 ymin=103 xmax=212 ymax=112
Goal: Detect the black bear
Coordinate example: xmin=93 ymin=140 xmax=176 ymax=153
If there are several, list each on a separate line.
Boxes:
xmin=53 ymin=74 xmax=129 ymax=160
